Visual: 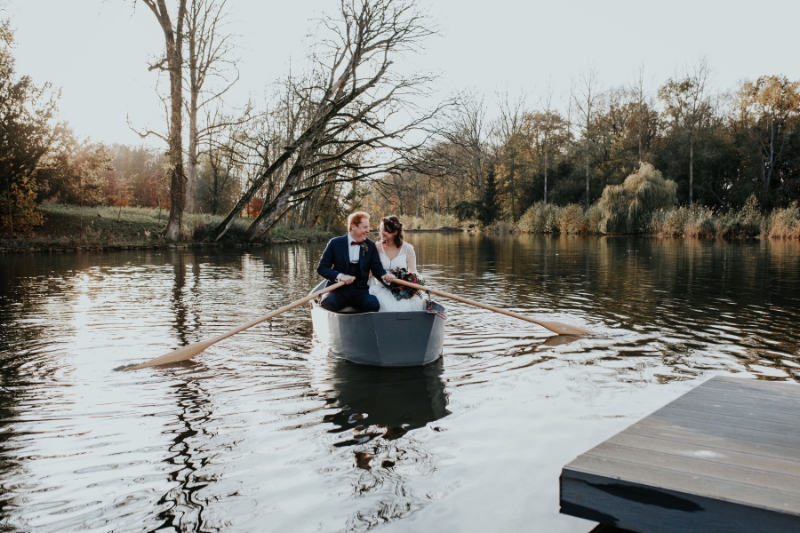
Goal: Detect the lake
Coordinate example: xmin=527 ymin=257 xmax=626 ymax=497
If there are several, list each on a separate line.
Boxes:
xmin=1 ymin=234 xmax=799 ymax=532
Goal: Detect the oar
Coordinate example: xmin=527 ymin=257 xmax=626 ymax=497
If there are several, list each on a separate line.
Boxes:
xmin=129 ymin=281 xmax=346 ymax=370
xmin=392 ymin=279 xmax=592 ymax=336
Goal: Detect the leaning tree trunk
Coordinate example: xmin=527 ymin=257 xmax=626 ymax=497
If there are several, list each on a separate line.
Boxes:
xmin=213 ymin=147 xmax=299 ymax=240
xmin=244 ymin=158 xmax=306 ymax=241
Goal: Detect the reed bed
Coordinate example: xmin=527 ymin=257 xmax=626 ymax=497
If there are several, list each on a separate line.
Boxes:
xmin=517 ymin=197 xmax=800 ymax=240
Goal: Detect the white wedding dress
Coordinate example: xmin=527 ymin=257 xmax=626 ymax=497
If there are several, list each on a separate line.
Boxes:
xmin=369 ymin=241 xmax=425 ymax=312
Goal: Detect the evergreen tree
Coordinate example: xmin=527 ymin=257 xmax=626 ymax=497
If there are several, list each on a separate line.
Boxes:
xmin=480 ymin=168 xmax=499 ymax=226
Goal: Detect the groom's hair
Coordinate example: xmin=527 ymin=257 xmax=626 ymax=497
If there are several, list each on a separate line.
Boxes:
xmin=347 ymin=211 xmax=370 ymax=230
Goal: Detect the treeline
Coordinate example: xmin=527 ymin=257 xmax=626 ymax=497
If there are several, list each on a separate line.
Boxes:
xmin=2 ymin=0 xmax=435 ymax=240
xmin=3 ymin=0 xmax=799 ymax=240
xmin=367 ymin=63 xmax=800 ymax=230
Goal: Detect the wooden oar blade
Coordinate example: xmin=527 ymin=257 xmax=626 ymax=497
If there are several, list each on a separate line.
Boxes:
xmin=129 ymin=339 xmax=215 ymax=371
xmin=537 ymin=321 xmax=592 ymax=336
xmin=390 ymin=279 xmax=593 ymax=336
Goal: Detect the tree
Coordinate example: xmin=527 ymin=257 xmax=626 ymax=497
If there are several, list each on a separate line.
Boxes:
xmin=496 ymin=91 xmax=527 ymax=221
xmin=630 ymin=64 xmax=651 ymax=162
xmin=184 ymin=0 xmax=242 ymax=214
xmin=214 ymin=0 xmax=439 ymax=242
xmin=197 ymin=114 xmax=244 ymax=215
xmin=571 ymin=67 xmax=602 ymax=208
xmin=38 ymin=137 xmax=112 ymax=206
xmin=420 ymin=93 xmax=491 ymax=211
xmin=524 ymin=91 xmax=569 ymax=203
xmin=0 ymin=15 xmax=60 ymax=232
xmin=596 ymin=162 xmax=677 ymax=233
xmin=735 ymin=75 xmax=800 ymax=194
xmin=658 ymin=60 xmax=713 ymax=205
xmin=480 ymin=168 xmax=499 ymax=225
xmin=139 ymin=0 xmax=188 ymax=241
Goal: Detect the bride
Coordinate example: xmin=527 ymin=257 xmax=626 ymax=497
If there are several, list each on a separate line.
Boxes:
xmin=369 ymin=215 xmax=425 ymax=312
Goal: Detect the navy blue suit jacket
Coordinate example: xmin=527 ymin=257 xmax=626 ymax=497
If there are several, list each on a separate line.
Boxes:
xmin=317 ymin=235 xmax=387 ymax=288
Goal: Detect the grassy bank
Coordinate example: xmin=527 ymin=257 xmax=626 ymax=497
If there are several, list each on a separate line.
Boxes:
xmin=0 ymin=205 xmax=334 ymax=251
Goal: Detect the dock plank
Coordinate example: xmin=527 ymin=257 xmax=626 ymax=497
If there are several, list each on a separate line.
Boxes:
xmin=652 ymin=406 xmax=800 ymax=437
xmin=583 ymin=443 xmax=800 ymax=493
xmin=635 ymin=411 xmax=800 ymax=449
xmin=624 ymin=418 xmax=800 ymax=461
xmin=560 ymin=376 xmax=800 ymax=533
xmin=667 ymin=386 xmax=800 ymax=419
xmin=605 ymin=432 xmax=800 ymax=475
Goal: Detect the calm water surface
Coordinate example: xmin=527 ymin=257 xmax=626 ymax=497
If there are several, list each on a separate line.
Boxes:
xmin=1 ymin=235 xmax=799 ymax=532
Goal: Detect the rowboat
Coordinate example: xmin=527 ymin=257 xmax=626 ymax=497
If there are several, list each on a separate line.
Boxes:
xmin=309 ymin=280 xmax=446 ymax=367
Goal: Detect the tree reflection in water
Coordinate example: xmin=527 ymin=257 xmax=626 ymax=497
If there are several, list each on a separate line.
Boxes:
xmin=154 ymin=253 xmax=215 ymax=532
xmin=154 ymin=366 xmax=216 ymax=533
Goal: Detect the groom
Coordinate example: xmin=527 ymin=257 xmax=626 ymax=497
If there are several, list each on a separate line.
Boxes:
xmin=317 ymin=212 xmax=396 ymax=313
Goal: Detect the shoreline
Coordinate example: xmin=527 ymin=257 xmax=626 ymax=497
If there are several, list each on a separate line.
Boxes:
xmin=0 ymin=230 xmax=474 ymax=253
xmin=5 ymin=229 xmax=788 ymax=255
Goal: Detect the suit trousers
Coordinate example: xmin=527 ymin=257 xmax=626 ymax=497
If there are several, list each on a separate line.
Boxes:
xmin=320 ymin=285 xmax=380 ymax=313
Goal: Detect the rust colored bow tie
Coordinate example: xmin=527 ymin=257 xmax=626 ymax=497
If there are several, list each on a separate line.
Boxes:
xmin=351 ymin=241 xmax=364 ymax=246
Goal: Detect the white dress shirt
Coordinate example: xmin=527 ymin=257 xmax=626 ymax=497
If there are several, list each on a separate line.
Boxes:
xmin=347 ymin=233 xmax=361 ymax=263
xmin=335 ymin=234 xmax=362 ymax=282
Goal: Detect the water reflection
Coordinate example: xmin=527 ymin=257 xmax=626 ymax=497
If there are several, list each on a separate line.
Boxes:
xmin=0 ymin=237 xmax=799 ymax=532
xmin=323 ymin=359 xmax=449 ymax=452
xmin=156 ymin=367 xmax=215 ymax=532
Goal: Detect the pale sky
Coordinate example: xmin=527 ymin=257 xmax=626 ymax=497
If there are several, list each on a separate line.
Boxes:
xmin=7 ymin=0 xmax=800 ymax=146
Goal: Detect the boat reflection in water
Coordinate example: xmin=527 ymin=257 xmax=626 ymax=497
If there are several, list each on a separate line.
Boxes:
xmin=321 ymin=358 xmax=449 ymax=467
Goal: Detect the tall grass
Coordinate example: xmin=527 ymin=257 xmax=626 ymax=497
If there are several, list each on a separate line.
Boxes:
xmin=768 ymin=201 xmax=800 ymax=239
xmin=403 ymin=212 xmax=474 ymax=230
xmin=648 ymin=195 xmax=772 ymax=239
xmin=519 ymin=194 xmax=799 ymax=240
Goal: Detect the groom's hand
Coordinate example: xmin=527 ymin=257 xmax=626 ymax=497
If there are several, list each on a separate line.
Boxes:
xmin=382 ymin=273 xmax=396 ymax=283
xmin=338 ymin=274 xmax=356 ymax=285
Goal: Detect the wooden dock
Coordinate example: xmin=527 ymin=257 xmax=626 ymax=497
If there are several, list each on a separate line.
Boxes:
xmin=560 ymin=376 xmax=800 ymax=533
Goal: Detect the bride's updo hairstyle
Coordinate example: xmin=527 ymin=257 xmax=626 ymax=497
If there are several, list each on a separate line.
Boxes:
xmin=381 ymin=216 xmax=404 ymax=247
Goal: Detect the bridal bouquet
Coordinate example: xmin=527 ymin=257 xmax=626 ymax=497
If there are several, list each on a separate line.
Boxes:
xmin=388 ymin=268 xmax=425 ymax=301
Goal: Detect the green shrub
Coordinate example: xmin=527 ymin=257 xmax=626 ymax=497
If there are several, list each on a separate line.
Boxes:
xmin=558 ymin=204 xmax=588 ymax=234
xmin=518 ymin=201 xmax=562 ymax=233
xmin=597 ymin=163 xmax=677 ymax=234
xmin=585 ymin=204 xmax=604 ymax=234
xmin=740 ymin=194 xmax=765 ymax=235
